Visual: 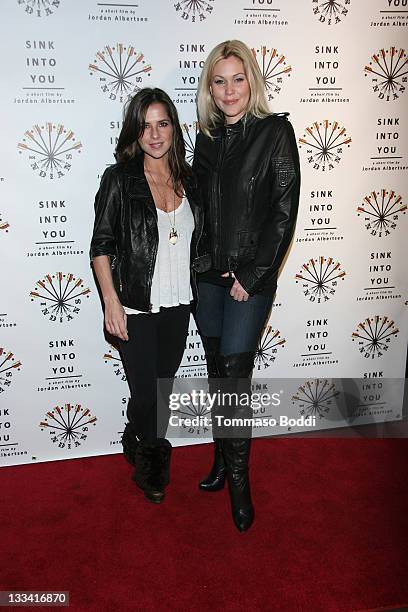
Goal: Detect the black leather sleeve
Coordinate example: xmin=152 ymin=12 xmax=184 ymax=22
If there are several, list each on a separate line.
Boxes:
xmin=191 ymin=135 xmax=210 ymax=268
xmin=234 ymin=119 xmax=300 ymax=295
xmin=89 ymin=166 xmax=122 ymax=262
xmin=191 ymin=132 xmax=205 ymax=191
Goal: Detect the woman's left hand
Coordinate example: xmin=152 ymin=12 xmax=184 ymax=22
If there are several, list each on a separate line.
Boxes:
xmin=221 ymin=272 xmax=249 ymax=302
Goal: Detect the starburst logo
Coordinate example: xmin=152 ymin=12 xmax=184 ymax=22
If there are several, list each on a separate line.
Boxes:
xmin=352 ymin=316 xmax=399 ymax=359
xmin=18 ymin=123 xmax=82 ymax=179
xmin=312 ymin=0 xmax=350 ymax=24
xmin=295 ymin=257 xmax=346 ymax=303
xmin=292 ymin=379 xmax=339 ymax=418
xmin=89 ymin=44 xmax=152 ymax=103
xmin=173 ymin=0 xmax=214 ymax=22
xmin=0 ymin=348 xmax=22 ymax=394
xmin=182 ymin=122 xmax=199 ymax=164
xmin=18 ymin=0 xmax=61 ymax=17
xmin=39 ymin=403 xmax=97 ymax=450
xmin=298 ymin=121 xmax=351 ymax=171
xmin=173 ymin=397 xmax=209 ymax=420
xmin=357 ymin=189 xmax=406 ymax=237
xmin=251 ymin=46 xmax=292 ymax=100
xmin=170 ymin=395 xmax=211 ymax=435
xmin=0 ymin=213 xmax=9 ymax=233
xmin=30 ymin=273 xmax=91 ymax=323
xmin=104 ymin=346 xmax=126 ymax=381
xmin=364 ymin=47 xmax=407 ymax=101
xmin=254 ymin=325 xmax=286 ymax=370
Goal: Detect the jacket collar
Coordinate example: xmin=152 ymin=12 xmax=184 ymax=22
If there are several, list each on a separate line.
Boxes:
xmin=224 ymin=113 xmax=256 ymax=134
xmin=122 ymin=153 xmax=145 ymax=178
xmin=211 ymin=113 xmax=257 ymax=139
xmin=120 ymin=152 xmax=198 ymax=207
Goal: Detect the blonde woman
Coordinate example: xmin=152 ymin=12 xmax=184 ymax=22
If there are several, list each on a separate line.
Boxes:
xmin=193 ymin=40 xmax=300 ymax=532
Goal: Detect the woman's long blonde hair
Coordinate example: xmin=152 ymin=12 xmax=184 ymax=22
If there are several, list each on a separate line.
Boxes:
xmin=197 ymin=39 xmax=270 ymax=137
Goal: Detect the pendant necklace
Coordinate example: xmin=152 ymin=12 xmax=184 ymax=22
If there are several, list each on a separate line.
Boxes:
xmin=146 ymin=169 xmax=179 ymax=245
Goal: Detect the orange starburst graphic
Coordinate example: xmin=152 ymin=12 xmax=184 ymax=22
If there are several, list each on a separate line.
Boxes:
xmin=292 ymin=379 xmax=339 ymax=418
xmin=298 ymin=120 xmax=351 ymax=171
xmin=30 ymin=273 xmax=90 ymax=322
xmin=89 ymin=44 xmax=152 ymax=102
xmin=254 ymin=325 xmax=286 ymax=370
xmin=295 ymin=256 xmax=346 ymax=302
xmin=182 ymin=122 xmax=200 ymax=164
xmin=251 ymin=46 xmax=292 ymax=99
xmin=0 ymin=347 xmax=22 ymax=394
xmin=18 ymin=124 xmax=82 ymax=179
xmin=357 ymin=189 xmax=406 ymax=237
xmin=39 ymin=404 xmax=97 ymax=449
xmin=364 ymin=47 xmax=407 ymax=101
xmin=352 ymin=316 xmax=399 ymax=359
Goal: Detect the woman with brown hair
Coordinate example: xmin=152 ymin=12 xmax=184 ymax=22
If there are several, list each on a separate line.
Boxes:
xmin=90 ymin=88 xmax=209 ymax=504
xmin=194 ymin=40 xmax=300 ymax=531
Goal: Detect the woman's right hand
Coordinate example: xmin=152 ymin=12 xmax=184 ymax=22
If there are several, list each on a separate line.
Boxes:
xmin=104 ymin=298 xmax=128 ymax=341
xmin=91 ymin=255 xmax=129 ymax=341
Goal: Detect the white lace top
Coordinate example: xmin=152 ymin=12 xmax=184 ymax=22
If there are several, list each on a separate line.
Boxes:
xmin=124 ymin=196 xmax=194 ymax=315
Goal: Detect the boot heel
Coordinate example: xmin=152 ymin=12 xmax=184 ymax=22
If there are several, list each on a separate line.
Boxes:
xmin=199 ymin=471 xmax=226 ymax=491
xmin=227 ymin=469 xmax=254 ymax=532
xmin=198 ymin=440 xmax=226 ymax=492
xmin=223 ymin=438 xmax=254 ymax=532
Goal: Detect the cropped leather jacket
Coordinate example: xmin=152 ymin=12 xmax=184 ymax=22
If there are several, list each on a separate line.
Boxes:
xmin=193 ymin=113 xmax=300 ymax=295
xmin=90 ymin=154 xmax=210 ymax=312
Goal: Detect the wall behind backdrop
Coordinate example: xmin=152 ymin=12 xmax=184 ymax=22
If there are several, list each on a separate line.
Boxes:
xmin=0 ymin=0 xmax=407 ymax=466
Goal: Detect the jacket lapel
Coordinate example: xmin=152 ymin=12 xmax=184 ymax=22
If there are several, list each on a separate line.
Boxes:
xmin=124 ymin=155 xmax=157 ymax=215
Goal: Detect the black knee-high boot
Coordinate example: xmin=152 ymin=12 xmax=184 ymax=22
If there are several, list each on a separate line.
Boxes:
xmin=198 ymin=336 xmax=227 ymax=492
xmin=218 ymin=351 xmax=255 ymax=532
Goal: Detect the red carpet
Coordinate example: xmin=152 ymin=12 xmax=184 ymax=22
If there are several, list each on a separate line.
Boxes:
xmin=1 ymin=439 xmax=408 ymax=611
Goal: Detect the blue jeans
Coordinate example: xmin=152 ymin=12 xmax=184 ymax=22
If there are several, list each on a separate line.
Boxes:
xmin=195 ymin=282 xmax=274 ymax=356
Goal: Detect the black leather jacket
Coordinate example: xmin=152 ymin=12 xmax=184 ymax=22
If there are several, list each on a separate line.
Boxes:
xmin=193 ymin=113 xmax=300 ymax=295
xmin=90 ymin=154 xmax=210 ymax=312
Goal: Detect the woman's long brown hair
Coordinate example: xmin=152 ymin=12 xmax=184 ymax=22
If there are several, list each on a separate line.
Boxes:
xmin=115 ymin=88 xmax=191 ymax=195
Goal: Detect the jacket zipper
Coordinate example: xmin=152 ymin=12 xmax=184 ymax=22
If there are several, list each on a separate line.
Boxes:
xmin=142 ymin=174 xmax=160 ymax=313
xmin=115 ymin=255 xmax=123 ymax=293
xmin=191 ymin=204 xmax=203 ymax=310
xmin=214 ymin=134 xmax=226 ymax=266
xmin=195 ymin=205 xmax=204 ymax=258
xmin=247 ymin=176 xmax=255 ymax=217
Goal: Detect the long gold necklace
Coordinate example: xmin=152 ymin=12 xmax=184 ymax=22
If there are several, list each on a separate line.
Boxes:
xmin=146 ymin=169 xmax=179 ymax=245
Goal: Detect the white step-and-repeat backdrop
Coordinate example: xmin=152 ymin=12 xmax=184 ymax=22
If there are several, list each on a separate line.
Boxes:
xmin=0 ymin=0 xmax=407 ymax=466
